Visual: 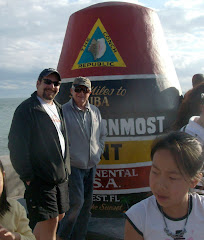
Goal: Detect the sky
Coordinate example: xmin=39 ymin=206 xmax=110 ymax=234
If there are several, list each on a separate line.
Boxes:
xmin=1 ymin=0 xmax=204 ymax=98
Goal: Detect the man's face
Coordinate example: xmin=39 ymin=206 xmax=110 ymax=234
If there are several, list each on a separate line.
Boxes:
xmin=71 ymin=85 xmax=91 ymax=108
xmin=36 ymin=73 xmax=60 ymax=103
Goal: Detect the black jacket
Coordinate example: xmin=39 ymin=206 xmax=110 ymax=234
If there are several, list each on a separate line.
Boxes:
xmin=8 ymin=91 xmax=70 ymax=184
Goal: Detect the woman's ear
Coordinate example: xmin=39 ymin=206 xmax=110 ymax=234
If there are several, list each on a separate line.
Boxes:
xmin=190 ymin=173 xmax=203 ymax=188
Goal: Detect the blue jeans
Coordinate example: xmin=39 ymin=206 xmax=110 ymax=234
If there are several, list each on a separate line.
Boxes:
xmin=57 ymin=166 xmax=96 ymax=240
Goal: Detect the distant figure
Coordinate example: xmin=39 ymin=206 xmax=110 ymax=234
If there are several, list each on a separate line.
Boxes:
xmin=192 ymin=73 xmax=204 ymax=88
xmin=57 ymin=77 xmax=106 ymax=240
xmin=172 ymin=83 xmax=204 ymax=130
xmin=0 ymin=160 xmax=36 ymax=240
xmin=184 ymin=73 xmax=204 ymax=99
xmin=8 ymin=68 xmax=70 ymax=240
xmin=124 ymin=131 xmax=204 ymax=240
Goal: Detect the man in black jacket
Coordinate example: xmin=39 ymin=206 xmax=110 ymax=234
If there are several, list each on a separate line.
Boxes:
xmin=8 ymin=68 xmax=70 ymax=240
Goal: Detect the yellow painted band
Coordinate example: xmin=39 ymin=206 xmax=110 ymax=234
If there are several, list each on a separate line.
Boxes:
xmin=99 ymin=140 xmax=153 ymax=165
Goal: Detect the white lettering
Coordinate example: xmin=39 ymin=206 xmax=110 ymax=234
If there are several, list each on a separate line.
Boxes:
xmin=121 ymin=118 xmax=135 ymax=135
xmin=124 ymin=169 xmax=132 ymax=177
xmin=157 ymin=116 xmax=165 ymax=132
xmin=135 ymin=118 xmax=146 ymax=134
xmin=96 ymin=169 xmax=139 ymax=178
xmin=109 ymin=119 xmax=119 ymax=135
xmin=106 ymin=178 xmax=118 ymax=188
xmin=147 ymin=117 xmax=156 ymax=134
xmin=102 ymin=116 xmax=165 ymax=136
xmin=94 ymin=178 xmax=103 ymax=188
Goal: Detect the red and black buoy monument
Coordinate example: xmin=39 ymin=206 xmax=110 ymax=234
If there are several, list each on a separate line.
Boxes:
xmin=57 ymin=2 xmax=182 ymax=218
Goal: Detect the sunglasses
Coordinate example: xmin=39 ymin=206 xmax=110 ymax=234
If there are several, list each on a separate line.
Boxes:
xmin=43 ymin=79 xmax=61 ymax=87
xmin=74 ymin=87 xmax=90 ymax=94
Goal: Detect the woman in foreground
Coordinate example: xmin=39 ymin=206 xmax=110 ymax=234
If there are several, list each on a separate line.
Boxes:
xmin=124 ymin=131 xmax=204 ymax=240
xmin=0 ymin=160 xmax=35 ymax=240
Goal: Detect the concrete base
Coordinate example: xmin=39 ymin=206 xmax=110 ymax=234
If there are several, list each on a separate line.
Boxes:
xmin=87 ymin=217 xmax=125 ymax=240
xmin=1 ymin=155 xmax=25 ymax=198
xmin=0 ymin=155 xmax=125 ymax=240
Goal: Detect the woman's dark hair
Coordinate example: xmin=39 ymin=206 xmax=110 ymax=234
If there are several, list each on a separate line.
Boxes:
xmin=173 ymin=82 xmax=204 ymax=130
xmin=151 ymin=132 xmax=204 ymax=180
xmin=0 ymin=160 xmax=10 ymax=217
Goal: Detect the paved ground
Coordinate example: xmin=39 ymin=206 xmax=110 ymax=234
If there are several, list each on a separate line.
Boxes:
xmin=1 ymin=155 xmax=125 ymax=240
xmin=87 ymin=217 xmax=125 ymax=240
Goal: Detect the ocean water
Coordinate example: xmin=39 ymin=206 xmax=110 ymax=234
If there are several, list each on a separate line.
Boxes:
xmin=0 ymin=98 xmax=25 ymax=156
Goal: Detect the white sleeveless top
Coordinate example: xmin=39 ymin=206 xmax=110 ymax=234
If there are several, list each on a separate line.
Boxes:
xmin=180 ymin=116 xmax=204 ymax=194
xmin=180 ymin=116 xmax=204 ymax=145
xmin=125 ymin=194 xmax=204 ymax=240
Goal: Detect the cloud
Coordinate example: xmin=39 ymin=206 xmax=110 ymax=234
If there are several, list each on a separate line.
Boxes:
xmin=165 ymin=0 xmax=204 ymax=9
xmin=1 ymin=0 xmax=204 ymax=97
xmin=156 ymin=0 xmax=204 ymax=92
xmin=2 ymin=0 xmax=142 ymax=74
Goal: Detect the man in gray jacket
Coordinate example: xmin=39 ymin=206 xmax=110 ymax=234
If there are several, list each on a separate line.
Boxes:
xmin=57 ymin=77 xmax=106 ymax=240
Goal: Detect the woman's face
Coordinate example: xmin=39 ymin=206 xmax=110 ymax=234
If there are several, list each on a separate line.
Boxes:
xmin=149 ymin=149 xmax=196 ymax=214
xmin=0 ymin=171 xmax=4 ymax=197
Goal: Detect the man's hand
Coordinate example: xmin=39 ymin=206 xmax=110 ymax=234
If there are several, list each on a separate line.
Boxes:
xmin=0 ymin=224 xmax=21 ymax=240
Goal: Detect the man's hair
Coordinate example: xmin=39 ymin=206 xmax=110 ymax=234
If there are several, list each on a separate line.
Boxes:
xmin=151 ymin=132 xmax=204 ymax=181
xmin=0 ymin=160 xmax=10 ymax=217
xmin=192 ymin=74 xmax=204 ymax=88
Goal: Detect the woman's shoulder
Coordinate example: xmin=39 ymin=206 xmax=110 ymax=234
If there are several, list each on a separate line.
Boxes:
xmin=7 ymin=198 xmax=25 ymax=213
xmin=191 ymin=192 xmax=204 ymax=204
xmin=7 ymin=198 xmax=20 ymax=205
xmin=190 ymin=193 xmax=204 ymax=219
xmin=124 ymin=195 xmax=158 ymax=236
xmin=125 ymin=195 xmax=156 ymax=217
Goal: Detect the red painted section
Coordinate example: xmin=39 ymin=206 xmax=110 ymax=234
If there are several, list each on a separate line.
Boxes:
xmin=94 ymin=166 xmax=151 ymax=191
xmin=57 ymin=2 xmax=171 ymax=78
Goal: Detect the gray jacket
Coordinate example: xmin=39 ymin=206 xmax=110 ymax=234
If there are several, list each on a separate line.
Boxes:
xmin=62 ymin=99 xmax=106 ymax=169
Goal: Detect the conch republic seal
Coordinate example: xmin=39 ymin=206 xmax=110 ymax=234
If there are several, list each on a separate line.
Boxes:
xmin=56 ymin=2 xmax=182 ymax=218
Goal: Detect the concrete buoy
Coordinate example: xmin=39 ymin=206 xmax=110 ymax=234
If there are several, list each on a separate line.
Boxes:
xmin=57 ymin=2 xmax=182 ymax=218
